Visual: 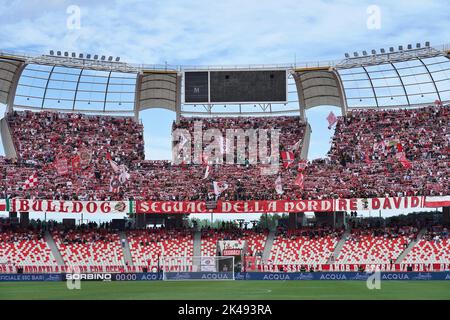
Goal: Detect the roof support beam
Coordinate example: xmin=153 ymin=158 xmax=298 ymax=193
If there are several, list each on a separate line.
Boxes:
xmin=390 ymin=62 xmax=411 ymax=106
xmin=361 ymin=66 xmax=379 ymax=108
xmin=417 ymin=58 xmax=442 ymax=102
xmin=103 ymin=71 xmax=113 ymax=112
xmin=72 ymin=68 xmax=84 ymax=111
xmin=40 ymin=65 xmax=56 ymax=109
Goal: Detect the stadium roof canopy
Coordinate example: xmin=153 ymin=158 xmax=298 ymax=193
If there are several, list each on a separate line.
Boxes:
xmin=14 ymin=64 xmax=137 ymax=114
xmin=0 ymin=43 xmax=449 ymax=118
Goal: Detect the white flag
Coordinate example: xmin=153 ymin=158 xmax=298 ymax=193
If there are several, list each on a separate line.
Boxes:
xmin=203 ymin=165 xmax=211 ymax=180
xmin=213 ymin=181 xmax=229 ymax=196
xmin=275 ymin=176 xmax=284 ymax=195
xmin=292 ymin=138 xmax=302 ymax=152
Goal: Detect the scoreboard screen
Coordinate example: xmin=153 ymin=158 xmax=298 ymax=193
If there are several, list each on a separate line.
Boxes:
xmin=184 ymin=71 xmax=209 ymax=103
xmin=184 ymin=70 xmax=287 ymax=104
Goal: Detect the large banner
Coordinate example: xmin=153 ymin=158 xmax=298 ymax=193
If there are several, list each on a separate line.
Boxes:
xmin=3 ymin=196 xmax=449 ymax=214
xmin=135 ymin=196 xmax=432 ymax=214
xmin=8 ymin=199 xmax=132 ymax=215
xmin=423 ymin=195 xmax=450 ymax=208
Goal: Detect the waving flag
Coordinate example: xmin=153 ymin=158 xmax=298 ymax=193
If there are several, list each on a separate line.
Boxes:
xmin=23 ymin=173 xmax=38 ymax=190
xmin=364 ymin=151 xmax=372 ymax=165
xmin=297 ymin=160 xmax=308 ymax=172
xmin=275 ymin=176 xmax=284 ymax=195
xmin=373 ymin=140 xmax=386 ymax=153
xmin=294 ymin=173 xmax=304 ymax=189
xmin=397 ymin=152 xmax=412 ymax=169
xmin=280 ymin=151 xmax=295 ymax=169
xmin=326 ymin=111 xmax=337 ymax=129
xmin=213 ymin=181 xmax=229 ymax=197
xmin=71 ymin=155 xmax=81 ymax=172
xmin=203 ymin=165 xmax=211 ymax=180
xmin=55 ymin=158 xmax=69 ymax=176
xmin=292 ymin=138 xmax=302 ymax=152
xmin=109 ymin=177 xmax=121 ymax=193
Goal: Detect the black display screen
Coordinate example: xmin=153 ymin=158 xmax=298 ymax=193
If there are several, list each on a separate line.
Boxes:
xmin=210 ymin=70 xmax=286 ymax=103
xmin=184 ymin=70 xmax=287 ymax=103
xmin=184 ymin=71 xmax=209 ymax=103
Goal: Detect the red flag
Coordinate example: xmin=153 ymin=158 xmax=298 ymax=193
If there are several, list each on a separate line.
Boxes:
xmin=326 ymin=111 xmax=337 ymax=129
xmin=23 ymin=173 xmax=38 ymax=190
xmin=397 ymin=152 xmax=412 ymax=169
xmin=109 ymin=177 xmax=120 ymax=193
xmin=397 ymin=143 xmax=403 ymax=153
xmin=280 ymin=151 xmax=295 ymax=169
xmin=55 ymin=158 xmax=69 ymax=176
xmin=106 ymin=152 xmax=112 ymax=161
xmin=364 ymin=151 xmax=372 ymax=165
xmin=71 ymin=155 xmax=81 ymax=172
xmin=297 ymin=160 xmax=308 ymax=172
xmin=294 ymin=173 xmax=304 ymax=189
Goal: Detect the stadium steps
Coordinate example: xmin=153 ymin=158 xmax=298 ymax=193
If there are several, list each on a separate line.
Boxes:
xmin=395 ymin=228 xmax=428 ymax=263
xmin=44 ymin=231 xmax=65 ymax=267
xmin=119 ymin=232 xmax=133 ymax=266
xmin=326 ymin=230 xmax=350 ymax=264
xmin=262 ymin=230 xmax=275 ymax=263
xmin=193 ymin=231 xmax=201 ymax=257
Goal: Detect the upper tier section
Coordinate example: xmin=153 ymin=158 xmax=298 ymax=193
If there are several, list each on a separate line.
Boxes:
xmin=0 ymin=104 xmax=448 ymax=201
xmin=7 ymin=110 xmax=145 ymax=164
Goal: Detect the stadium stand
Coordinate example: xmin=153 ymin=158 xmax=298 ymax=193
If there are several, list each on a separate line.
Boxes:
xmin=300 ymin=105 xmax=449 ymax=199
xmin=335 ymin=226 xmax=418 ymax=265
xmin=267 ymin=227 xmax=343 ymax=268
xmin=402 ymin=226 xmax=450 ymax=264
xmin=1 ymin=105 xmax=448 ymax=201
xmin=127 ymin=228 xmax=194 ymax=271
xmin=51 ymin=228 xmax=125 ymax=270
xmin=0 ymin=229 xmax=57 ymax=273
xmin=201 ymin=227 xmax=267 ymax=257
xmin=173 ymin=116 xmax=306 ymax=160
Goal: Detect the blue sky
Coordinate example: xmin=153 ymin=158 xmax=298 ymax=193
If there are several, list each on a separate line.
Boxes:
xmin=0 ymin=0 xmax=448 ymax=220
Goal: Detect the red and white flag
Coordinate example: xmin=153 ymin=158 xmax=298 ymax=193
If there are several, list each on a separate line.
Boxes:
xmin=109 ymin=177 xmax=121 ymax=193
xmin=292 ymin=138 xmax=302 ymax=152
xmin=364 ymin=151 xmax=372 ymax=165
xmin=373 ymin=140 xmax=386 ymax=153
xmin=280 ymin=151 xmax=295 ymax=169
xmin=275 ymin=176 xmax=284 ymax=195
xmin=326 ymin=111 xmax=337 ymax=129
xmin=213 ymin=181 xmax=229 ymax=196
xmin=55 ymin=158 xmax=69 ymax=176
xmin=294 ymin=173 xmax=304 ymax=189
xmin=397 ymin=152 xmax=412 ymax=169
xmin=71 ymin=155 xmax=81 ymax=172
xmin=23 ymin=173 xmax=38 ymax=190
xmin=297 ymin=160 xmax=308 ymax=172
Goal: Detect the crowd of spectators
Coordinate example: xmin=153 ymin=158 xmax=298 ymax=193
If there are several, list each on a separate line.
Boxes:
xmin=422 ymin=226 xmax=449 ymax=242
xmin=0 ymin=105 xmax=448 ymax=201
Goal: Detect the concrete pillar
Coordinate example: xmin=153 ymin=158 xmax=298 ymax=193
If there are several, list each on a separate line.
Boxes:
xmin=443 ymin=207 xmax=450 ymax=225
xmin=20 ymin=212 xmax=29 ymax=227
xmin=288 ymin=213 xmax=297 ymax=230
xmin=136 ymin=213 xmax=146 ymax=229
